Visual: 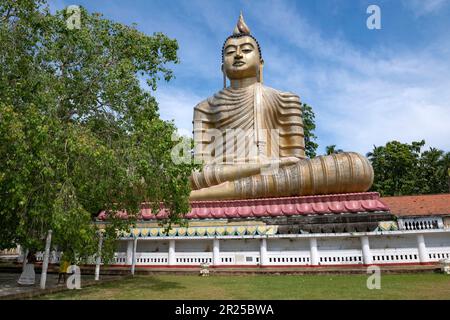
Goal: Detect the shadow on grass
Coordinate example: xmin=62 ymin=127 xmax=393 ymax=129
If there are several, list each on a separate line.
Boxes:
xmin=101 ymin=276 xmax=187 ymax=292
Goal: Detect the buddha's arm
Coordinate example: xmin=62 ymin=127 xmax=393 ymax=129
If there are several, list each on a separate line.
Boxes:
xmin=193 ymin=100 xmax=214 ymax=163
xmin=190 ymin=157 xmax=300 ymax=190
xmin=190 ymin=153 xmax=374 ymax=200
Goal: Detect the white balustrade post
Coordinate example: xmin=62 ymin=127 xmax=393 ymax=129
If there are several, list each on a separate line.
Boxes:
xmin=213 ymin=239 xmax=220 ymax=266
xmin=40 ymin=229 xmax=52 ymax=289
xmin=360 ymin=236 xmax=373 ymax=265
xmin=260 ymin=238 xmax=268 ymax=266
xmin=126 ymin=239 xmax=133 ymax=265
xmin=95 ymin=231 xmax=103 ymax=281
xmin=417 ymin=234 xmax=429 ymax=263
xmin=309 ymin=238 xmax=319 ymax=266
xmin=437 ymin=218 xmax=444 ymax=229
xmin=168 ymin=239 xmax=176 ymax=266
xmin=131 ymin=238 xmax=137 ymax=275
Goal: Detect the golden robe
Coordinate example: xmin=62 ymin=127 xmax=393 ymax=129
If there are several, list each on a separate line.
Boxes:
xmin=190 ymin=83 xmax=373 ymax=200
xmin=193 ymin=83 xmax=306 ymax=163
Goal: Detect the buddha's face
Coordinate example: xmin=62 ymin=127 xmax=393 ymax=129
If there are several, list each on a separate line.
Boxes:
xmin=223 ymin=36 xmax=261 ymax=80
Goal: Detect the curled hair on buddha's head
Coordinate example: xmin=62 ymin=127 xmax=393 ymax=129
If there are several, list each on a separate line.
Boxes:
xmin=221 ymin=12 xmax=263 ymax=63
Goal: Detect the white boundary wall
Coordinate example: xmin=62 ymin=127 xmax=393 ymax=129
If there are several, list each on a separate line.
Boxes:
xmin=110 ymin=229 xmax=450 ymax=267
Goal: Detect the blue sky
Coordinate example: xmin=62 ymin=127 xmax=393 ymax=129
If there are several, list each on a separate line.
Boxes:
xmin=49 ymin=0 xmax=450 ymax=154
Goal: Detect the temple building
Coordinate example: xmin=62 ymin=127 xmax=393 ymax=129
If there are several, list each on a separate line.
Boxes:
xmin=96 ymin=14 xmax=450 ymax=270
xmin=93 ymin=193 xmax=450 ymax=269
xmin=13 ymin=14 xmax=449 ymax=271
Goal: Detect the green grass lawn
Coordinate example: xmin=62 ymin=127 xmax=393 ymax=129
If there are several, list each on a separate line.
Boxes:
xmin=39 ymin=274 xmax=450 ymax=300
xmin=41 ymin=274 xmax=450 ymax=300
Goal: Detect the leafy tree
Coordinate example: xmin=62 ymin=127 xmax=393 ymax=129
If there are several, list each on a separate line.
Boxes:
xmin=418 ymin=148 xmax=450 ymax=194
xmin=0 ymin=1 xmax=197 ymax=263
xmin=367 ymin=140 xmax=449 ymax=196
xmin=325 ymin=145 xmax=344 ymax=155
xmin=301 ymin=103 xmax=318 ymax=158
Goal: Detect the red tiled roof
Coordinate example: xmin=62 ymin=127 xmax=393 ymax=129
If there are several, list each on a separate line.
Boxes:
xmin=186 ymin=192 xmax=389 ymax=219
xmin=380 ymin=194 xmax=450 ymax=217
xmin=98 ymin=192 xmax=389 ymax=220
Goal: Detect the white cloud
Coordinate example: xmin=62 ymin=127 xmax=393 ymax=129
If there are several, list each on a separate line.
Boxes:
xmin=402 ymin=0 xmax=449 ymax=16
xmin=52 ymin=0 xmax=450 ymax=154
xmin=153 ymin=86 xmax=203 ymax=137
xmin=242 ymin=0 xmax=450 ymax=154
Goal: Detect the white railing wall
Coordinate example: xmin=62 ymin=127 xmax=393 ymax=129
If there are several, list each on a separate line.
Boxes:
xmin=113 ymin=252 xmax=127 ymax=264
xmin=371 ymin=248 xmax=420 ymax=264
xmin=318 ymin=250 xmax=363 ymax=265
xmin=175 ymin=252 xmax=212 ymax=265
xmin=398 ymin=217 xmax=443 ymax=230
xmin=33 ymin=230 xmax=450 ymax=268
xmin=135 ymin=252 xmax=168 ymax=265
xmin=266 ymin=251 xmax=310 ymax=265
xmin=427 ymin=247 xmax=450 ymax=262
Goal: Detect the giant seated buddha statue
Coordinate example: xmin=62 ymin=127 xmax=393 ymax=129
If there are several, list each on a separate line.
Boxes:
xmin=189 ymin=14 xmax=373 ymax=201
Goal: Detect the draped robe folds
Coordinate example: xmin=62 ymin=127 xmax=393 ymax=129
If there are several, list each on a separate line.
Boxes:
xmin=190 ymin=83 xmax=374 ymax=200
xmin=191 ymin=83 xmax=306 ymax=190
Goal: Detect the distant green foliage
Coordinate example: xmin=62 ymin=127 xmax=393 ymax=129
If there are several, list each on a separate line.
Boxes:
xmin=367 ymin=140 xmax=450 ymax=196
xmin=325 ymin=145 xmax=344 ymax=155
xmin=301 ymin=103 xmax=318 ymax=158
xmin=0 ymin=0 xmax=197 ymax=263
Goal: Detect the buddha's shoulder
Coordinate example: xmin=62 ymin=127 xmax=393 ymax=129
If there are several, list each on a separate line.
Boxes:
xmin=193 ymin=85 xmax=300 ymax=111
xmin=262 ymin=85 xmax=300 ymax=102
xmin=193 ymin=88 xmax=239 ymax=111
xmin=194 ymin=99 xmax=210 ymax=111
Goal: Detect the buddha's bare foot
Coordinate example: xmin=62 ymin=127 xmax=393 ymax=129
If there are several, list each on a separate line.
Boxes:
xmin=190 ymin=181 xmax=236 ymax=201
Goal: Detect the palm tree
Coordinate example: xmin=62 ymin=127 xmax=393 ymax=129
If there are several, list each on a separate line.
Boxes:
xmin=325 ymin=145 xmax=343 ymax=155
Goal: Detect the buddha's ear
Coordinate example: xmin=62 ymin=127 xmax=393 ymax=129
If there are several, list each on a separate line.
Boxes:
xmin=258 ymin=60 xmax=264 ymax=84
xmin=221 ymin=64 xmax=227 ymax=89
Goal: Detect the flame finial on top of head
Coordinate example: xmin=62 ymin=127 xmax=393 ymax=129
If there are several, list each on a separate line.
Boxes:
xmin=233 ymin=11 xmax=250 ymax=35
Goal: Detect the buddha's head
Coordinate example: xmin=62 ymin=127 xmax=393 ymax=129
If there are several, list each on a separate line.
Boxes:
xmin=222 ymin=13 xmax=263 ymax=82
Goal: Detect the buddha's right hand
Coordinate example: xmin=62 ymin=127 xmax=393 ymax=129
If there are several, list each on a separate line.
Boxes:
xmin=190 ymin=181 xmax=235 ymax=201
xmin=190 ymin=157 xmax=301 ymax=190
xmin=259 ymin=156 xmax=301 ymax=175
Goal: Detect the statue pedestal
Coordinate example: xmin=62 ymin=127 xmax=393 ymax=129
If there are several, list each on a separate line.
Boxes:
xmin=185 ymin=192 xmax=393 ymax=233
xmin=98 ymin=192 xmax=394 ymax=233
xmin=187 ymin=192 xmax=389 ymax=219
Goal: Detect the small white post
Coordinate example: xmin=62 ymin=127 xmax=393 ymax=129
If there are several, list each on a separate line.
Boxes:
xmin=131 ymin=237 xmax=137 ymax=275
xmin=126 ymin=239 xmax=133 ymax=265
xmin=260 ymin=238 xmax=268 ymax=266
xmin=213 ymin=239 xmax=220 ymax=266
xmin=40 ymin=229 xmax=52 ymax=289
xmin=168 ymin=239 xmax=176 ymax=266
xmin=309 ymin=238 xmax=319 ymax=266
xmin=95 ymin=231 xmax=103 ymax=281
xmin=417 ymin=234 xmax=429 ymax=263
xmin=22 ymin=248 xmax=29 ymax=271
xmin=361 ymin=236 xmax=373 ymax=265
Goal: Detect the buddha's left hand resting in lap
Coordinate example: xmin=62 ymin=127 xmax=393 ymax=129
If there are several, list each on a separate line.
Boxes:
xmin=189 ymin=14 xmax=373 ymax=201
